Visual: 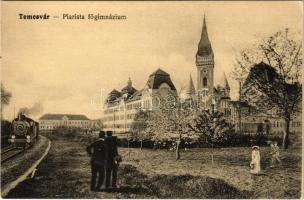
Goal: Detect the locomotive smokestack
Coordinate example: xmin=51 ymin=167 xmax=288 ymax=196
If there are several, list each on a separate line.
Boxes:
xmin=18 ymin=112 xmax=22 ymax=120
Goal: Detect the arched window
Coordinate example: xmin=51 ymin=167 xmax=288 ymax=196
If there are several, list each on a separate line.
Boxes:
xmin=203 ymin=77 xmax=208 ymax=87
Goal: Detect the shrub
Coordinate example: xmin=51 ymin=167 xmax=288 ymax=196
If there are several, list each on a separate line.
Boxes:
xmin=1 ymin=120 xmax=12 ymax=148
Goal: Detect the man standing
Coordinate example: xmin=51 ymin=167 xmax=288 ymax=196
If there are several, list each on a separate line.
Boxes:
xmin=86 ymin=131 xmax=107 ymax=191
xmin=105 ymin=131 xmax=119 ymax=189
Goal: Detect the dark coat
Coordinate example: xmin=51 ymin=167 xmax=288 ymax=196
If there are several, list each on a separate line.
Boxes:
xmin=105 ymin=136 xmax=118 ymax=167
xmin=86 ymin=138 xmax=107 ymax=165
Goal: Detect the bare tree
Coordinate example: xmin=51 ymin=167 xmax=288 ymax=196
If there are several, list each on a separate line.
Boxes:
xmin=232 ymin=28 xmax=302 ymax=149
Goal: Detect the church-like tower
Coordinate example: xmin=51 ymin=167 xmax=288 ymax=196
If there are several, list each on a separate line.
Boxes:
xmin=196 ymin=15 xmax=214 ymax=107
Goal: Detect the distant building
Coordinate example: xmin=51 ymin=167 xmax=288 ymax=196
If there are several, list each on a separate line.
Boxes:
xmin=240 ymin=62 xmax=302 ymax=135
xmin=39 ymin=114 xmax=91 ymax=131
xmin=102 ymin=69 xmax=177 ymax=134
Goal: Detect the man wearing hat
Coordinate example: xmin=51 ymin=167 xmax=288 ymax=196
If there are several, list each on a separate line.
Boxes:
xmin=105 ymin=131 xmax=120 ymax=189
xmin=86 ymin=131 xmax=107 ymax=191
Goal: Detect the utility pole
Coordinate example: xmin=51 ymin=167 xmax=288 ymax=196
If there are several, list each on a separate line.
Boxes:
xmin=113 ymin=108 xmax=116 ymax=134
xmin=238 ymin=81 xmax=242 ymax=133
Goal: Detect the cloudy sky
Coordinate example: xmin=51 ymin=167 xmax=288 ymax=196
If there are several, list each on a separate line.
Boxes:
xmin=2 ymin=1 xmax=302 ymax=120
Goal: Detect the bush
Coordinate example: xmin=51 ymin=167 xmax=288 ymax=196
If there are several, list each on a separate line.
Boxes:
xmin=1 ymin=120 xmax=12 ymax=148
xmin=42 ymin=127 xmax=284 ymax=149
xmin=118 ymin=133 xmax=283 ymax=149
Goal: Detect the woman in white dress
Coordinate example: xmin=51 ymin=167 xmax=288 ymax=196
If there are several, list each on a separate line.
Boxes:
xmin=250 ymin=146 xmax=261 ymax=174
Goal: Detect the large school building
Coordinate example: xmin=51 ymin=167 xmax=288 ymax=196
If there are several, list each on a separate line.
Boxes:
xmin=102 ymin=16 xmax=301 ymax=137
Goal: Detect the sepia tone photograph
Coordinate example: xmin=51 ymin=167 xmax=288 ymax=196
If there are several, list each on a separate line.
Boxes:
xmin=1 ymin=1 xmax=303 ymax=199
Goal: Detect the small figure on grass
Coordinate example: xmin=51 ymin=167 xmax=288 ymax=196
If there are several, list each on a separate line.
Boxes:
xmin=250 ymin=146 xmax=261 ymax=175
xmin=270 ymin=141 xmax=282 ymax=168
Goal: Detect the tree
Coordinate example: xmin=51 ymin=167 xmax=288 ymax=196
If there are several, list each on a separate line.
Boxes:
xmin=130 ymin=109 xmax=150 ymax=150
xmin=1 ymin=83 xmax=12 ymax=119
xmin=1 ymin=84 xmax=11 ymax=106
xmin=146 ymin=96 xmax=196 ymax=160
xmin=189 ymin=109 xmax=235 ymax=165
xmin=92 ymin=119 xmax=104 ymax=131
xmin=232 ymin=28 xmax=302 ymax=149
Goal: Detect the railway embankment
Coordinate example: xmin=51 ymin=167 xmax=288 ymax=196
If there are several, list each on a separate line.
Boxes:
xmin=1 ymin=135 xmax=51 ymax=197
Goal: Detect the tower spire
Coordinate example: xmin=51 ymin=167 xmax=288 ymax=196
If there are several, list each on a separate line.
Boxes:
xmin=127 ymin=77 xmax=132 ymax=87
xmin=197 ymin=15 xmax=213 ymax=57
xmin=223 ymin=73 xmax=230 ymax=91
xmin=186 ymin=75 xmax=196 ymax=95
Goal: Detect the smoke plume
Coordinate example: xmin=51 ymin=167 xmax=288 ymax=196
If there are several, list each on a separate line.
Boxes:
xmin=18 ymin=102 xmax=43 ymax=117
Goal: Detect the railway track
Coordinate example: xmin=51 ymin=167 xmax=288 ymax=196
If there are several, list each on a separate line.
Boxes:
xmin=1 ymin=147 xmax=25 ymax=164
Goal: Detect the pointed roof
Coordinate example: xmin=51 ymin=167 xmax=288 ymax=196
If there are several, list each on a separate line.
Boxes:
xmin=243 ymin=62 xmax=278 ymax=88
xmin=39 ymin=114 xmax=90 ymax=120
xmin=127 ymin=77 xmax=132 ymax=87
xmin=146 ymin=68 xmax=176 ymax=90
xmin=223 ymin=74 xmax=230 ymax=90
xmin=197 ymin=15 xmax=213 ymax=57
xmin=185 ymin=75 xmax=196 ymax=95
xmin=121 ymin=77 xmax=137 ymax=97
xmin=149 ymin=68 xmax=170 ymax=77
xmin=107 ymin=89 xmax=121 ymax=103
xmin=109 ymin=89 xmax=121 ymax=96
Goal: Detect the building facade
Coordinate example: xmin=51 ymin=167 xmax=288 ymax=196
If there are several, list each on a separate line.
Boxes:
xmin=39 ymin=114 xmax=91 ymax=131
xmin=102 ymin=69 xmax=177 ymax=134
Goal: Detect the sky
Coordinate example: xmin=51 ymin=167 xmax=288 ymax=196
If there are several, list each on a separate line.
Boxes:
xmin=1 ymin=1 xmax=303 ymax=120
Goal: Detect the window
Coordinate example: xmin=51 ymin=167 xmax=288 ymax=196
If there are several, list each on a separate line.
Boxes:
xmin=203 ymin=77 xmax=208 ymax=87
xmin=126 ymin=104 xmax=132 ymax=110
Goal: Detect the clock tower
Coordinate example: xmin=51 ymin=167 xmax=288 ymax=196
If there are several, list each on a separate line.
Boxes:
xmin=196 ymin=15 xmax=214 ymax=107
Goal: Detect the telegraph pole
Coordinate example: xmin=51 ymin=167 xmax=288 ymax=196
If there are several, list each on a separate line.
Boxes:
xmin=113 ymin=108 xmax=115 ymax=134
xmin=238 ymin=80 xmax=242 ymax=133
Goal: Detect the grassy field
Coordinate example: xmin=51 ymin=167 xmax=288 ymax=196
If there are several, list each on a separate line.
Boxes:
xmin=6 ymin=134 xmax=301 ymax=199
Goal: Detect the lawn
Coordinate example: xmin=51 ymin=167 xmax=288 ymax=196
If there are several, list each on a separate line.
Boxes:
xmin=123 ymin=145 xmax=301 ymax=198
xmin=6 ymin=134 xmax=301 ymax=199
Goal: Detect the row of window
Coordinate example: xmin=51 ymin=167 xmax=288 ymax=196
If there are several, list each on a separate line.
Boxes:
xmin=126 ymin=102 xmax=142 ymax=110
xmin=238 ymin=121 xmax=301 ymax=129
xmin=104 ymin=100 xmax=151 ymax=114
xmin=292 ymin=121 xmax=301 ymax=127
xmin=103 ymin=113 xmax=136 ymax=122
xmin=40 ymin=125 xmax=90 ymax=129
xmin=273 ymin=121 xmax=301 ymax=128
xmin=40 ymin=121 xmax=89 ymax=125
xmin=104 ymin=108 xmax=119 ymax=114
xmin=273 ymin=121 xmax=283 ymax=128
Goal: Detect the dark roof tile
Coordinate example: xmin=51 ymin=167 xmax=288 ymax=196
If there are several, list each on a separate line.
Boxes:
xmin=39 ymin=114 xmax=90 ymax=120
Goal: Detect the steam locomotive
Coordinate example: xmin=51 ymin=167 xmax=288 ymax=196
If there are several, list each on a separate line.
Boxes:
xmin=9 ymin=113 xmax=39 ymax=148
